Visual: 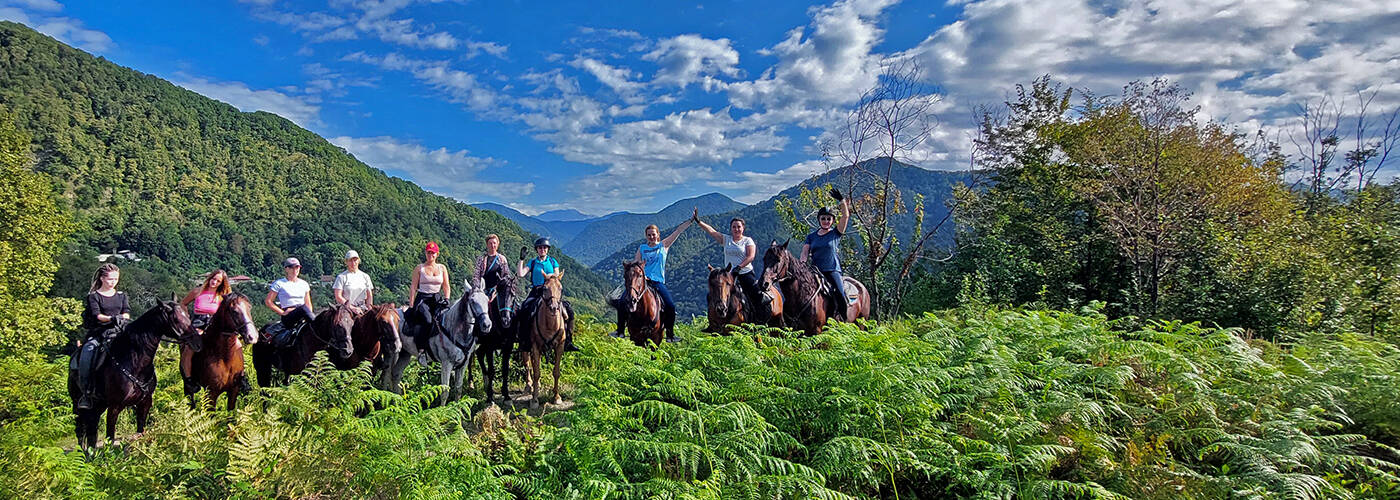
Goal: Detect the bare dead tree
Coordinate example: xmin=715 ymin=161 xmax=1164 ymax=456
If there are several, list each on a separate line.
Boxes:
xmin=820 ymin=59 xmax=952 ymax=318
xmin=1290 ymin=92 xmax=1400 ymax=213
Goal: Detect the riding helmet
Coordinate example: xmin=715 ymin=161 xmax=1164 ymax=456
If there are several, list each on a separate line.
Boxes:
xmin=534 ymin=237 xmax=552 ymax=248
xmin=817 ymin=206 xmax=836 ymax=218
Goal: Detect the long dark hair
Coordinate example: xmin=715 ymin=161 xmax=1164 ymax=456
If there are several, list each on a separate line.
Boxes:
xmin=202 ymin=269 xmax=233 ymax=296
xmin=89 ymin=263 xmax=120 ymax=293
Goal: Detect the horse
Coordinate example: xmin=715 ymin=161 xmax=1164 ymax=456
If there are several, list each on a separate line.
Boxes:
xmin=760 ymin=240 xmax=870 ymax=335
xmin=524 ymin=274 xmax=568 ymax=408
xmin=620 ymin=260 xmax=664 ymax=347
xmin=385 ymin=280 xmax=488 ymax=405
xmin=470 ymin=262 xmax=519 ymax=403
xmin=68 ymin=301 xmax=202 ymax=454
xmin=332 ymin=303 xmax=399 ymax=375
xmin=704 ymin=263 xmax=785 ymax=333
xmin=186 ymin=293 xmax=258 ymax=411
xmin=251 ymin=305 xmax=355 ymax=387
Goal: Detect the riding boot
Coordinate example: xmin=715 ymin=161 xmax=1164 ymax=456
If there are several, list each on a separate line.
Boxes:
xmin=563 ymin=303 xmax=580 ymax=352
xmin=76 ymin=341 xmax=100 ymax=409
xmin=664 ymin=309 xmax=680 ymax=343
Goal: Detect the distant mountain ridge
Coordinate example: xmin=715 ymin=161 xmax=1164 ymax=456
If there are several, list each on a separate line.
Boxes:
xmin=537 ymin=209 xmax=595 ymax=222
xmin=560 ymin=193 xmax=747 ymax=266
xmin=592 ymin=159 xmax=972 ymax=317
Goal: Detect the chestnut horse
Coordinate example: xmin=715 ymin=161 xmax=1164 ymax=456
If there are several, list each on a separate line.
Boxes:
xmin=525 ymin=274 xmax=569 ymax=407
xmin=252 ymin=305 xmax=354 ymax=387
xmin=620 ymin=260 xmax=664 ymax=346
xmin=68 ymin=301 xmax=202 ymax=454
xmin=705 ymin=263 xmax=785 ymax=333
xmin=187 ymin=293 xmax=259 ymax=411
xmin=760 ymin=240 xmax=870 ymax=335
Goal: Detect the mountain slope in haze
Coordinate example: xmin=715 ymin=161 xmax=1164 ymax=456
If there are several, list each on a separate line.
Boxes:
xmin=0 ymin=22 xmax=610 ymax=312
xmin=593 ymin=159 xmax=972 ymax=317
xmin=537 ymin=209 xmax=594 ymax=222
xmin=562 ymin=193 xmax=746 ymax=266
xmin=471 ymin=203 xmax=611 ymax=244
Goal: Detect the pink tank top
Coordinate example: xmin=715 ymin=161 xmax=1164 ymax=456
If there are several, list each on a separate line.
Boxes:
xmin=193 ymin=290 xmax=221 ymax=315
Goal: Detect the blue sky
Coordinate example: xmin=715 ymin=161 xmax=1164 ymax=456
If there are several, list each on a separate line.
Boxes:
xmin=3 ymin=0 xmax=1398 ymax=215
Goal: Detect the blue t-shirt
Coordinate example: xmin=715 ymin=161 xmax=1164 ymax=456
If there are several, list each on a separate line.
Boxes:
xmin=805 ymin=228 xmax=843 ymax=272
xmin=527 ymin=256 xmax=560 ymax=287
xmin=639 ymin=242 xmax=668 ymax=283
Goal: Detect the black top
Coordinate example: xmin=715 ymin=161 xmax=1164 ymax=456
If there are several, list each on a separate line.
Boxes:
xmin=83 ymin=291 xmax=130 ymax=331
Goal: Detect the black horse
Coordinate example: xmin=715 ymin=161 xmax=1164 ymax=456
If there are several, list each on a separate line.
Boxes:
xmin=470 ymin=262 xmax=520 ymax=402
xmin=252 ymin=306 xmax=354 ymax=387
xmin=68 ymin=301 xmax=202 ymax=454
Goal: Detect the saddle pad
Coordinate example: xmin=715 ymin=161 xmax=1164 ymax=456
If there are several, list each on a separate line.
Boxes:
xmin=840 ymin=277 xmax=860 ymax=305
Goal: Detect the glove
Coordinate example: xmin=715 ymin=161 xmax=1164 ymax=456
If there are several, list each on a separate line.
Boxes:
xmin=519 ymin=246 xmax=529 ymax=261
xmin=829 ymin=188 xmax=843 ymax=202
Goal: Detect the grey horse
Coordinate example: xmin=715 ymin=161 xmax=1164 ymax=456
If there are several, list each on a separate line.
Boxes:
xmin=383 ymin=279 xmax=491 ymax=405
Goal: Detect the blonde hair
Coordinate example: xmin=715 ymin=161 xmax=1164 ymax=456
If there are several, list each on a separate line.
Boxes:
xmin=485 ymin=234 xmax=499 ymax=244
xmin=644 ymin=224 xmax=659 ymax=234
xmin=203 ymin=269 xmax=233 ymax=296
xmin=89 ymin=263 xmax=120 ymax=293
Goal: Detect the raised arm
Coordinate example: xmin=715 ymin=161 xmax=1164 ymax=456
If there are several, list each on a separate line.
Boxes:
xmin=838 ymin=198 xmax=851 ymax=233
xmin=662 ymin=209 xmax=695 ymax=248
xmin=694 ymin=215 xmax=724 ymax=245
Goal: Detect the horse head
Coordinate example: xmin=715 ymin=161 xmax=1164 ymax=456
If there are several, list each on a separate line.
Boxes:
xmin=539 ymin=274 xmax=565 ymax=323
xmin=159 ymin=300 xmax=203 ymax=352
xmin=217 ymin=293 xmax=259 ymax=345
xmin=465 ymin=278 xmax=492 ymax=335
xmin=760 ymin=239 xmax=791 ymax=292
xmin=708 ymin=263 xmax=735 ymax=318
xmin=487 ymin=264 xmax=517 ymax=327
xmin=621 ymin=260 xmax=647 ymax=313
xmin=314 ymin=305 xmax=355 ymax=359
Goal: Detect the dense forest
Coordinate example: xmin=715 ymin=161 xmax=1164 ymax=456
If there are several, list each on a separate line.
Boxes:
xmin=0 ymin=21 xmax=610 ymax=315
xmin=2 ymin=22 xmax=1399 ymax=500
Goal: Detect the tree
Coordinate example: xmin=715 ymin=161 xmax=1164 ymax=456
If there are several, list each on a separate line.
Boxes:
xmin=821 ymin=60 xmax=954 ymax=318
xmin=1291 ymin=93 xmax=1400 ymax=214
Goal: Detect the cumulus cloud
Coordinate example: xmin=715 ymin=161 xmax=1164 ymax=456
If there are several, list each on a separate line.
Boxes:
xmin=570 ymin=56 xmax=643 ymax=96
xmin=174 ymin=77 xmax=323 ymax=128
xmin=0 ymin=2 xmax=113 ymax=53
xmin=643 ymin=34 xmax=740 ymax=89
xmin=330 ymin=135 xmax=534 ymax=201
xmin=343 ymin=51 xmax=502 ymax=110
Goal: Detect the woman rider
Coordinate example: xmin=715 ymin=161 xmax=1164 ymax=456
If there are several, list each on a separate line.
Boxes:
xmin=473 ymin=234 xmax=509 ymax=292
xmin=332 ymin=249 xmax=374 ymax=315
xmin=179 ymin=269 xmax=231 ymax=387
xmin=614 ymin=213 xmax=693 ymax=342
xmin=799 ymin=189 xmax=850 ymax=321
xmin=693 ymin=210 xmax=766 ymax=310
xmin=264 ymin=257 xmax=314 ymax=341
xmin=73 ymin=263 xmax=131 ymax=409
xmin=515 ymin=237 xmax=578 ymax=351
xmin=408 ymin=242 xmax=451 ymax=342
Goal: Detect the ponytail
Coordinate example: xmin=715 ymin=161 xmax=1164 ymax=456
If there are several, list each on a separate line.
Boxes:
xmin=89 ymin=263 xmax=120 ymax=293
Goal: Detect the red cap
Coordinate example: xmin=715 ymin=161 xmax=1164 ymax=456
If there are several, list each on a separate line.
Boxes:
xmin=425 ymin=241 xmax=440 ymax=253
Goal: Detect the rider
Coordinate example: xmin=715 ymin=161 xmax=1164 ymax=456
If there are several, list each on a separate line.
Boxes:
xmin=332 ymin=249 xmax=374 ymax=315
xmin=178 ymin=269 xmax=231 ymax=387
xmin=515 ymin=237 xmax=578 ymax=351
xmin=74 ymin=263 xmax=131 ymax=409
xmin=264 ymin=257 xmax=314 ymax=342
xmin=472 ymin=234 xmax=509 ymax=290
xmin=694 ymin=210 xmax=766 ymax=310
xmin=408 ymin=241 xmax=450 ymax=344
xmin=614 ymin=215 xmax=693 ymax=342
xmin=799 ymin=189 xmax=850 ymax=321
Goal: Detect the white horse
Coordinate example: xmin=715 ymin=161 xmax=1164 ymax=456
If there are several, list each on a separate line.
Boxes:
xmin=384 ymin=279 xmax=491 ymax=405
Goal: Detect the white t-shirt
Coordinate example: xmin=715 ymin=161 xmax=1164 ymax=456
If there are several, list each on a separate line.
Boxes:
xmin=332 ymin=270 xmax=374 ymax=307
xmin=724 ymin=235 xmax=756 ymax=274
xmin=270 ymin=278 xmax=310 ymax=310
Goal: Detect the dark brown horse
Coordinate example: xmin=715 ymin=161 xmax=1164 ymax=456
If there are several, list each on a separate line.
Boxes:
xmin=68 ymin=301 xmax=201 ymax=454
xmin=525 ymin=274 xmax=568 ymax=407
xmin=470 ymin=263 xmax=519 ymax=402
xmin=621 ymin=260 xmax=664 ymax=346
xmin=332 ymin=303 xmax=399 ymax=374
xmin=187 ymin=293 xmax=258 ymax=411
xmin=252 ymin=305 xmax=354 ymax=387
xmin=705 ymin=263 xmax=785 ymax=333
xmin=760 ymin=240 xmax=870 ymax=335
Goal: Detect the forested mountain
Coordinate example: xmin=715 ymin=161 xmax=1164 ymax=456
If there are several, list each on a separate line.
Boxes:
xmin=469 ymin=202 xmax=599 ymax=244
xmin=0 ymin=22 xmax=609 ymax=312
xmin=562 ymin=192 xmax=745 ymax=266
xmin=593 ymin=159 xmax=972 ymax=317
xmin=536 ymin=209 xmax=593 ymax=222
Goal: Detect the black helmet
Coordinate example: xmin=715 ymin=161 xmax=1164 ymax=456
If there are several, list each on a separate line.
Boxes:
xmin=534 ymin=237 xmax=552 ymax=248
xmin=817 ymin=206 xmax=836 ymax=218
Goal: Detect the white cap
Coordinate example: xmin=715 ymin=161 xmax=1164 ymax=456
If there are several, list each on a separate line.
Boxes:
xmin=344 ymin=250 xmax=360 ymax=260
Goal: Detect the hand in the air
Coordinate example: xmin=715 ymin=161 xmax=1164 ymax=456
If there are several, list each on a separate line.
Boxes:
xmin=519 ymin=246 xmax=529 ymax=261
xmin=829 ymin=188 xmax=843 ymax=202
xmin=691 ymin=207 xmax=699 ymax=222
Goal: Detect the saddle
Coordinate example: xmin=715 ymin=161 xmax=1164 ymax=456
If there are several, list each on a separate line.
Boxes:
xmin=263 ymin=320 xmax=308 ymax=349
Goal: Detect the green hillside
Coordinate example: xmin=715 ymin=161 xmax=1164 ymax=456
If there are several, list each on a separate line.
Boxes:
xmin=593 ymin=159 xmax=971 ymax=317
xmin=0 ymin=22 xmax=609 ymax=312
xmin=561 ymin=192 xmax=745 ymax=266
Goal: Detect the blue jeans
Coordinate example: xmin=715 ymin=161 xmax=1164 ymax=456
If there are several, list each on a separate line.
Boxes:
xmin=822 ymin=270 xmax=846 ymax=304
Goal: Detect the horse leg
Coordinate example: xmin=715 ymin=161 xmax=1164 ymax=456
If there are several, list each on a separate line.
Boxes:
xmin=551 ymin=344 xmax=563 ymax=405
xmin=438 ymin=354 xmax=454 ymax=406
xmin=500 ymin=344 xmax=512 ymax=401
xmin=105 ymin=406 xmax=121 ymax=445
xmin=135 ymin=395 xmax=153 ymax=435
xmin=529 ymin=345 xmax=542 ymax=409
xmin=478 ymin=349 xmax=493 ymax=402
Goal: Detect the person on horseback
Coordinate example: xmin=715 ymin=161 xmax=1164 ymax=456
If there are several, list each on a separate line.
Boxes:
xmin=264 ymin=257 xmax=314 ymax=344
xmin=332 ymin=250 xmax=374 ymax=315
xmin=800 ymin=189 xmax=851 ymax=321
xmin=179 ymin=269 xmax=231 ymax=388
xmin=515 ymin=237 xmax=578 ymax=351
xmin=612 ymin=214 xmax=694 ymax=342
xmin=473 ymin=234 xmax=509 ymax=292
xmin=73 ymin=263 xmax=131 ymax=409
xmin=408 ymin=241 xmax=451 ymax=347
xmin=694 ymin=210 xmax=767 ymax=310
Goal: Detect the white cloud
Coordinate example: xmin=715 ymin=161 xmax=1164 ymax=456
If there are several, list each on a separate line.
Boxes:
xmin=343 ymin=51 xmax=502 ymax=110
xmin=1 ymin=3 xmax=113 ymax=53
xmin=11 ymin=0 xmax=61 ymax=12
xmin=643 ymin=34 xmax=740 ymax=89
xmin=708 ymin=160 xmax=830 ymax=204
xmin=175 ymin=77 xmax=323 ymax=128
xmin=569 ymin=56 xmax=643 ymax=96
xmin=329 ymin=135 xmax=534 ymax=201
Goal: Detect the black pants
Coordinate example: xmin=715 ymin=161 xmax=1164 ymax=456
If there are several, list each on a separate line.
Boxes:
xmin=281 ymin=306 xmax=313 ymax=329
xmin=821 ymin=270 xmax=846 ymax=319
xmin=736 ymin=270 xmax=761 ymax=309
xmin=410 ymin=293 xmax=444 ymax=336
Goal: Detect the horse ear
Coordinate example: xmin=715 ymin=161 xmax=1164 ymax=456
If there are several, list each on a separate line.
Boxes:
xmin=780 ymin=238 xmax=790 ymax=249
xmin=723 ymin=263 xmax=731 ymax=272
xmin=708 ymin=264 xmax=715 ymax=272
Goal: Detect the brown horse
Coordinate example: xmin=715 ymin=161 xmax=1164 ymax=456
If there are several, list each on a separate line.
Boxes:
xmin=68 ymin=301 xmax=201 ymax=454
xmin=525 ymin=274 xmax=568 ymax=408
xmin=332 ymin=303 xmax=399 ymax=375
xmin=621 ymin=260 xmax=664 ymax=346
xmin=705 ymin=263 xmax=785 ymax=333
xmin=252 ymin=305 xmax=355 ymax=387
xmin=187 ymin=293 xmax=258 ymax=411
xmin=760 ymin=240 xmax=870 ymax=335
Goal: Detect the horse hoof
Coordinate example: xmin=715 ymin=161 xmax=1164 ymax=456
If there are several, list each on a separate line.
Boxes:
xmin=553 ymin=397 xmax=562 ymax=405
